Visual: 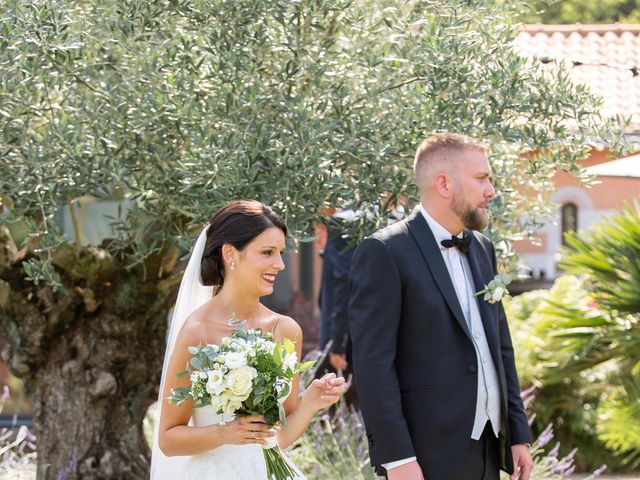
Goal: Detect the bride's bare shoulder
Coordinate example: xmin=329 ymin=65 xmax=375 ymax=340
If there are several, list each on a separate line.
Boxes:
xmin=264 ymin=311 xmax=302 ymax=343
xmin=176 ymin=304 xmax=219 ymax=346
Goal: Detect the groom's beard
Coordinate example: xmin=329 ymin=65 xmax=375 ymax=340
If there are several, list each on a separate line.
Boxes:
xmin=451 ymin=190 xmax=489 ymax=231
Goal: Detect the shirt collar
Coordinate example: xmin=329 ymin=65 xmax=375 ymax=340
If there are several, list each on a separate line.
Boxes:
xmin=417 ymin=204 xmax=464 ymax=250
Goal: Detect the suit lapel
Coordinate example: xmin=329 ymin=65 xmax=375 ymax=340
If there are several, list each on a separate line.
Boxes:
xmin=406 ymin=210 xmax=472 ymax=341
xmin=465 ymin=232 xmax=501 ymax=365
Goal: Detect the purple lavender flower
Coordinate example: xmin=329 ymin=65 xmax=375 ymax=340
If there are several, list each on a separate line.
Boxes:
xmin=592 ymin=464 xmax=607 ymax=477
xmin=56 ymin=455 xmax=77 ymax=480
xmin=535 ymin=423 xmax=554 ymax=449
xmin=549 ymin=442 xmax=560 ymax=457
xmin=521 ymin=385 xmax=537 ymax=410
xmin=1 ymin=385 xmax=9 ymax=402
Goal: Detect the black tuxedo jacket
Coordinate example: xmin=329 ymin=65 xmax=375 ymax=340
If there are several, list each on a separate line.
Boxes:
xmin=348 ymin=209 xmax=531 ymax=480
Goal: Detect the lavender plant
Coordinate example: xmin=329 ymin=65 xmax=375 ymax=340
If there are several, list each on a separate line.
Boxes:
xmin=289 ymin=354 xmax=609 ymax=480
xmin=513 ymin=387 xmax=607 ymax=480
xmin=288 ymin=400 xmax=375 ymax=480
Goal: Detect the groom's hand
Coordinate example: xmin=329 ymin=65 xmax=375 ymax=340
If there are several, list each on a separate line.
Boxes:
xmin=510 ymin=444 xmax=533 ymax=480
xmin=387 ymin=460 xmax=424 ymax=480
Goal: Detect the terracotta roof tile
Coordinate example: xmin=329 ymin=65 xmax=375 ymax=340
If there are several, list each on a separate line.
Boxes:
xmin=515 ymin=24 xmax=640 ymax=131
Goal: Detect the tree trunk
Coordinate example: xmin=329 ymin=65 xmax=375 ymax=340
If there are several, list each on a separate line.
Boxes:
xmin=0 ymin=240 xmax=179 ymax=479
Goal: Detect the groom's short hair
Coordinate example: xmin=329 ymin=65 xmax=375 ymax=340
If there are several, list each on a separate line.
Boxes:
xmin=414 ymin=132 xmax=488 ymax=188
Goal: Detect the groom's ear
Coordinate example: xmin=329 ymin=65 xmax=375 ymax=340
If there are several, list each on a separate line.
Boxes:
xmin=435 ymin=172 xmax=452 ymax=198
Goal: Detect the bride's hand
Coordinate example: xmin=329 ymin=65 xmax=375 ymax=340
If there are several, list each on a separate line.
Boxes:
xmin=302 ymin=373 xmax=347 ymax=411
xmin=222 ymin=415 xmax=276 ymax=445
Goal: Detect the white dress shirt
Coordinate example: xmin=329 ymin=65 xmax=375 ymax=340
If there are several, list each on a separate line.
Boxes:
xmin=383 ymin=205 xmax=501 ymax=472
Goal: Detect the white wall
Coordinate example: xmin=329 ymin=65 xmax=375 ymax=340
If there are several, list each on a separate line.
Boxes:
xmin=519 ymin=186 xmax=617 ymax=279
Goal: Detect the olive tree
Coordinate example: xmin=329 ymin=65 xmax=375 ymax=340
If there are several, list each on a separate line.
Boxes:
xmin=0 ymin=0 xmax=623 ymax=478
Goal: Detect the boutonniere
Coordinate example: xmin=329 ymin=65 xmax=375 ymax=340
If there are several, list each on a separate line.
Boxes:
xmin=475 ymin=274 xmax=512 ymax=304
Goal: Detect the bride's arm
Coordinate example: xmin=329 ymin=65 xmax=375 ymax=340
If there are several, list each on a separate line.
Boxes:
xmin=158 ymin=320 xmax=275 ymax=456
xmin=274 ymin=318 xmax=346 ymax=449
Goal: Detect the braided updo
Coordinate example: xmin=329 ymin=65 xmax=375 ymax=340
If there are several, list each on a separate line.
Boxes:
xmin=200 ymin=200 xmax=287 ymax=287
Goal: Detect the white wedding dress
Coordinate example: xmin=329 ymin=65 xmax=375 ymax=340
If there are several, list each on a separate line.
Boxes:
xmin=179 ymin=407 xmax=305 ymax=479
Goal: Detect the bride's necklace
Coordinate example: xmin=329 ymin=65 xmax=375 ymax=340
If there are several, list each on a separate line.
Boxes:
xmin=221 ymin=297 xmax=261 ymax=329
xmin=227 ymin=312 xmax=246 ymax=327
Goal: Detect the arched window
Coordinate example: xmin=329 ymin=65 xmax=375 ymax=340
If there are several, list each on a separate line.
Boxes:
xmin=561 ymin=202 xmax=578 ymax=245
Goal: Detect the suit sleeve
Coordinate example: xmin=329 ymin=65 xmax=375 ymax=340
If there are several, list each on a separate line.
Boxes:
xmin=348 ymin=236 xmax=416 ymax=465
xmin=490 ymin=242 xmax=532 ymax=446
xmin=329 ymin=239 xmax=354 ymax=355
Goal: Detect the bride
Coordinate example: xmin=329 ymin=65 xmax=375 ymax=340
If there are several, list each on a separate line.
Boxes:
xmin=151 ymin=200 xmax=345 ymax=479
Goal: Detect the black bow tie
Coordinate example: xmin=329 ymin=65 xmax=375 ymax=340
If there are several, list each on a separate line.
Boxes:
xmin=440 ymin=234 xmax=471 ymax=254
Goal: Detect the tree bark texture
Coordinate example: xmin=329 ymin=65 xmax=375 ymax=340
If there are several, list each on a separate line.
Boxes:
xmin=0 ymin=232 xmax=180 ymax=479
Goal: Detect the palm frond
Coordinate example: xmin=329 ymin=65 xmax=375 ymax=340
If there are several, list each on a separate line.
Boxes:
xmin=561 ymin=203 xmax=640 ymax=315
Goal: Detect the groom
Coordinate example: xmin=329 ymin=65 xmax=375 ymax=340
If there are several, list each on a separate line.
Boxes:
xmin=348 ymin=133 xmax=532 ymax=480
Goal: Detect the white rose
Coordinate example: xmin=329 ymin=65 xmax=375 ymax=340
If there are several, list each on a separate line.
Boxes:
xmin=206 ymin=369 xmax=227 ymax=396
xmin=225 ymin=351 xmax=247 ymax=369
xmin=491 ymin=286 xmax=504 ymax=303
xmin=227 ymin=366 xmax=257 ymax=399
xmin=223 ymin=398 xmax=243 ymax=416
xmin=220 ymin=391 xmax=244 ymax=415
xmin=210 ymin=393 xmax=226 ymax=413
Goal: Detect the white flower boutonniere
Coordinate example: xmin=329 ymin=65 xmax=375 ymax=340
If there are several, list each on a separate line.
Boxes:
xmin=475 ymin=274 xmax=512 ymax=304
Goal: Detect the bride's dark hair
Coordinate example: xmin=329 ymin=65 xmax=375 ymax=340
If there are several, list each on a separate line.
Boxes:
xmin=201 ymin=200 xmax=287 ymax=287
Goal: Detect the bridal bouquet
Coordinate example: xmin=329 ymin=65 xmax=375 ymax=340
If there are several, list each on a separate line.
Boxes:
xmin=169 ymin=327 xmax=314 ymax=480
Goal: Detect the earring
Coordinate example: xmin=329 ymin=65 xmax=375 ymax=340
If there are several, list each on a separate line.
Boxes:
xmin=230 ymin=260 xmax=235 ymax=271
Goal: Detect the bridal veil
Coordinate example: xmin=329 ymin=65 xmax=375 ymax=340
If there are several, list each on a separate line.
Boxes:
xmin=150 ymin=227 xmax=213 ymax=479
